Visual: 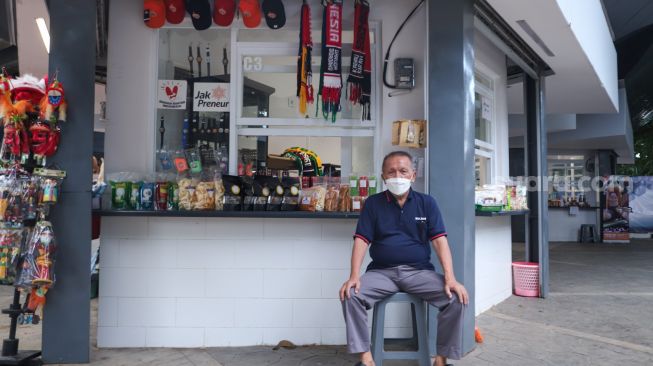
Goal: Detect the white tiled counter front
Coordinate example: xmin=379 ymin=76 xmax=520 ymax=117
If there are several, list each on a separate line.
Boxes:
xmin=97 ymin=217 xmax=416 ymax=348
xmin=475 ymin=216 xmax=513 ymax=315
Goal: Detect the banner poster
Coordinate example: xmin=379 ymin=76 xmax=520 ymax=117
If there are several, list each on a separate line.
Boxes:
xmin=602 ymin=175 xmax=630 ymax=243
xmin=629 ymin=176 xmax=653 ymax=234
xmin=192 ymin=83 xmax=230 ymax=112
xmin=157 ymin=80 xmax=187 ymax=109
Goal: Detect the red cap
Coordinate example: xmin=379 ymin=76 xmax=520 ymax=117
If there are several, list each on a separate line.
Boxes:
xmin=165 ymin=0 xmax=185 ymax=24
xmin=144 ymin=0 xmax=166 ymax=29
xmin=239 ymin=0 xmax=262 ymax=28
xmin=214 ymin=0 xmax=236 ymax=26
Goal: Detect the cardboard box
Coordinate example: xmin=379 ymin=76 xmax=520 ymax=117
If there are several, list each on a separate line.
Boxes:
xmin=267 ymin=154 xmax=298 ymax=170
xmin=392 ymin=120 xmax=427 ymax=148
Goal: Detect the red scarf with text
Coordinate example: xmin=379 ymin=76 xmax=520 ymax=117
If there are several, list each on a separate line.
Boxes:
xmin=347 ymin=0 xmax=371 ymax=120
xmin=297 ymin=0 xmax=314 ymax=116
xmin=318 ymin=0 xmax=342 ymax=122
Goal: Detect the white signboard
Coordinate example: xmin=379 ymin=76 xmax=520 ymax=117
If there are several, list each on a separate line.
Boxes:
xmin=157 ymin=80 xmax=187 ymax=110
xmin=192 ymin=82 xmax=230 ymax=112
xmin=481 ymin=96 xmax=492 ymax=120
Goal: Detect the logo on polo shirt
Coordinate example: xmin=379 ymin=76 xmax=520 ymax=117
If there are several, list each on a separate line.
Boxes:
xmin=415 ymin=217 xmax=427 ymax=221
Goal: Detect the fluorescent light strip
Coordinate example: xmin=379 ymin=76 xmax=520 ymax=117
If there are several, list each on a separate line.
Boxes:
xmin=516 ymin=19 xmax=555 ymax=57
xmin=35 ymin=17 xmax=50 ymax=54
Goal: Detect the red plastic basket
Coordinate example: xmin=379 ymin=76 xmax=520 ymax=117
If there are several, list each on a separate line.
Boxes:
xmin=512 ymin=262 xmax=540 ymax=297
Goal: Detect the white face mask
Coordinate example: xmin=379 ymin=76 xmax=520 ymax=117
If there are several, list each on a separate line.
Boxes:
xmin=385 ymin=177 xmax=412 ymax=196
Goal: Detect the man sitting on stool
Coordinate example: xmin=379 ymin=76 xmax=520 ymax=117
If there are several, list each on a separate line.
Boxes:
xmin=340 ymin=151 xmax=469 ymax=366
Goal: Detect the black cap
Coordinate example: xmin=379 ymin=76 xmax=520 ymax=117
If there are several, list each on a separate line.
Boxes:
xmin=187 ymin=0 xmax=212 ymax=30
xmin=262 ymin=0 xmax=286 ymax=30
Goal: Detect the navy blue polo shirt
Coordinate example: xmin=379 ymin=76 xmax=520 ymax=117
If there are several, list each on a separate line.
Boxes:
xmin=354 ymin=189 xmax=447 ymax=271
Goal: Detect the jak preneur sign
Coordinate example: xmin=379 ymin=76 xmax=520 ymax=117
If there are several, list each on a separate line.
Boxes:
xmin=193 ymin=82 xmax=230 ymax=112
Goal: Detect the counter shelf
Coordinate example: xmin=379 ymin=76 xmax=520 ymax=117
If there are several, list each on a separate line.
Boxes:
xmin=475 ymin=209 xmax=530 ymax=217
xmin=93 ymin=209 xmax=361 ymax=220
xmin=547 ymin=206 xmax=601 ymax=210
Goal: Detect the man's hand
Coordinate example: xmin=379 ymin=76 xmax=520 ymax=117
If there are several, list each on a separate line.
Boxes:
xmin=445 ymin=279 xmax=469 ymax=305
xmin=339 ymin=276 xmax=361 ymax=301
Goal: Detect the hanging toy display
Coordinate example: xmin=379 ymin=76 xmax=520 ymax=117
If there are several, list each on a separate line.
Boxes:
xmin=0 ymin=94 xmax=33 ymax=164
xmin=16 ymin=220 xmax=57 ymax=288
xmin=297 ymin=0 xmax=314 ymax=116
xmin=0 ymin=68 xmax=11 ymax=96
xmin=19 ymin=176 xmax=39 ymax=221
xmin=0 ymin=70 xmax=67 ymax=329
xmin=0 ymin=228 xmax=24 ymax=285
xmin=347 ymin=0 xmax=372 ymax=120
xmin=34 ymin=168 xmax=66 ymax=207
xmin=317 ymin=0 xmax=343 ymax=123
xmin=8 ymin=75 xmax=46 ymax=106
xmin=32 ymin=78 xmax=67 ymax=166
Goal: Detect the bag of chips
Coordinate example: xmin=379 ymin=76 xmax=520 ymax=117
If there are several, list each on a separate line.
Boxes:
xmin=265 ymin=176 xmax=284 ymax=211
xmin=222 ymin=175 xmax=243 ymax=211
xmin=280 ymin=177 xmax=301 ymax=211
xmin=139 ymin=181 xmax=155 ymax=211
xmin=241 ymin=177 xmax=255 ymax=211
xmin=193 ymin=179 xmax=216 ymax=210
xmin=177 ymin=176 xmax=197 ymax=211
xmin=338 ymin=184 xmax=352 ymax=212
xmin=252 ymin=176 xmax=270 ymax=211
xmin=214 ymin=173 xmax=225 ymax=211
xmin=299 ymin=185 xmax=327 ymax=212
xmin=107 ymin=172 xmax=131 ymax=210
xmin=324 ymin=184 xmax=340 ymax=212
xmin=167 ymin=181 xmax=179 ymax=211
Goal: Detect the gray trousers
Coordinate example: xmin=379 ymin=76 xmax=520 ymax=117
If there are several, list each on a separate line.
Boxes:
xmin=341 ymin=265 xmax=465 ymax=360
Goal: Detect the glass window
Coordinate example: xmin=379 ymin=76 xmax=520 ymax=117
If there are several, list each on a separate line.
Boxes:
xmin=154 ymin=25 xmax=379 ymax=179
xmin=548 ymin=155 xmax=587 ymax=204
xmin=233 ymin=27 xmax=378 ymax=179
xmin=155 ymin=28 xmax=232 ymax=173
xmin=474 ymin=70 xmax=495 ymax=186
xmin=240 ymin=54 xmax=366 ymax=120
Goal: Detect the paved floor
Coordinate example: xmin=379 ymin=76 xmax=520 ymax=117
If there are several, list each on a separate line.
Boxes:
xmin=1 ymin=240 xmax=652 ymax=365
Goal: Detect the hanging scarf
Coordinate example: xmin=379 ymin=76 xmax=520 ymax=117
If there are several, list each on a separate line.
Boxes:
xmin=347 ymin=0 xmax=371 ymax=120
xmin=317 ymin=0 xmax=343 ymax=122
xmin=297 ymin=0 xmax=314 ymax=116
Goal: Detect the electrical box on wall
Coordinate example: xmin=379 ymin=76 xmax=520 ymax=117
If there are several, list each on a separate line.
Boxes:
xmin=394 ymin=58 xmax=415 ymax=89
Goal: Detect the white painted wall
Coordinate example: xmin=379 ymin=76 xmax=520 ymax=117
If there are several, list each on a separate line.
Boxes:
xmin=549 ymin=209 xmax=599 ymax=242
xmin=475 ymin=217 xmax=513 ymax=315
xmin=105 ymin=0 xmax=158 ymax=173
xmin=555 ymin=0 xmax=618 ymax=111
xmin=373 ymin=0 xmax=427 ymax=192
xmin=473 ymin=33 xmax=514 ymax=315
xmin=15 ymin=0 xmax=49 ymax=76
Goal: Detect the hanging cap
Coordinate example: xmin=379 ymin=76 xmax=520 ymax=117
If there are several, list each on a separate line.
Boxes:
xmin=144 ymin=0 xmax=166 ymax=29
xmin=165 ymin=0 xmax=185 ymax=24
xmin=187 ymin=0 xmax=212 ymax=30
xmin=213 ymin=0 xmax=236 ymax=26
xmin=239 ymin=0 xmax=262 ymax=28
xmin=262 ymin=0 xmax=285 ymax=30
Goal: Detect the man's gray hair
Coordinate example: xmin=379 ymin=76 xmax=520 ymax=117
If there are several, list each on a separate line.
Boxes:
xmin=382 ymin=151 xmax=414 ymax=171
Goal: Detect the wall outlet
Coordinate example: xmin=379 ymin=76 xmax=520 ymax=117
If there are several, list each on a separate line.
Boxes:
xmin=288 ymin=97 xmax=297 ymax=109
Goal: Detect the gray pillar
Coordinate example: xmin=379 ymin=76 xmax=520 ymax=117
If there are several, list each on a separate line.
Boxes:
xmin=524 ymin=76 xmax=549 ymax=298
xmin=427 ymin=0 xmax=476 ymax=355
xmin=597 ymin=150 xmax=617 ymax=176
xmin=43 ymin=0 xmax=96 ymax=363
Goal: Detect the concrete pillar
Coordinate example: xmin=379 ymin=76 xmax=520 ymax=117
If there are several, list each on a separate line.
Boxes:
xmin=427 ymin=0 xmax=476 ymax=355
xmin=42 ymin=0 xmax=96 ymax=362
xmin=524 ymin=75 xmax=549 ymax=298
